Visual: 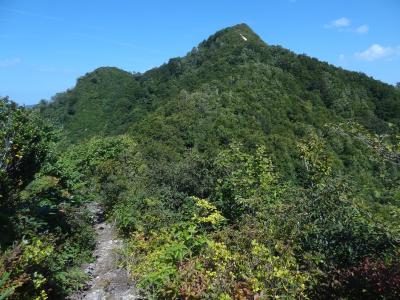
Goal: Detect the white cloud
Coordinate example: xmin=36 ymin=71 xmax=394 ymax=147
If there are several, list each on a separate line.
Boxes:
xmin=355 ymin=24 xmax=369 ymax=34
xmin=325 ymin=18 xmax=369 ymax=34
xmin=0 ymin=57 xmax=21 ymax=67
xmin=325 ymin=17 xmax=351 ymax=28
xmin=333 ymin=17 xmax=351 ymax=27
xmin=339 ymin=54 xmax=345 ymax=61
xmin=355 ymin=44 xmax=400 ymax=61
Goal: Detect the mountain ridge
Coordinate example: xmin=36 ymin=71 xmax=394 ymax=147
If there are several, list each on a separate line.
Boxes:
xmin=39 ymin=24 xmax=400 ymax=190
xmin=39 ymin=24 xmax=400 ymax=175
xmin=41 ymin=23 xmax=399 ymax=129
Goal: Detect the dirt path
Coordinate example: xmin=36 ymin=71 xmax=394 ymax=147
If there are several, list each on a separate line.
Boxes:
xmin=70 ymin=203 xmax=139 ymax=300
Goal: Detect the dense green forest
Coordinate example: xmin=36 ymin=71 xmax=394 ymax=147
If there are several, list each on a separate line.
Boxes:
xmin=1 ymin=24 xmax=400 ymax=299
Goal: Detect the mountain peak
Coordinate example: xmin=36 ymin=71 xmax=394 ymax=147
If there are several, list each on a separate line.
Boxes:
xmin=198 ymin=23 xmax=263 ymax=50
xmin=76 ymin=66 xmax=133 ymax=86
xmin=219 ymin=23 xmax=257 ymax=36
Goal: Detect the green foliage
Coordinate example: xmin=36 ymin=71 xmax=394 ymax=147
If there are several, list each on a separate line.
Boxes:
xmin=126 ymin=222 xmax=209 ymax=299
xmin=17 ymin=23 xmax=400 ymax=298
xmin=120 ymin=136 xmax=399 ymax=298
xmin=0 ymin=271 xmax=15 ymax=300
xmin=191 ymin=197 xmax=226 ymax=229
xmin=298 ymin=131 xmax=333 ymax=187
xmin=0 ymin=98 xmax=95 ymax=298
xmin=125 ymin=195 xmax=312 ymax=299
xmin=213 ymin=143 xmax=279 ymax=220
xmin=296 ymin=131 xmax=399 ymax=267
xmin=246 ymin=240 xmax=309 ymax=298
xmin=39 ymin=67 xmax=142 ymax=143
xmin=1 ymin=97 xmax=53 ymax=210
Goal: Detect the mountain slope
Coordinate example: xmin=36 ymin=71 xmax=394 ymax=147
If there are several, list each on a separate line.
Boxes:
xmin=40 ymin=23 xmax=400 ymax=201
xmin=41 ymin=24 xmax=400 ymax=140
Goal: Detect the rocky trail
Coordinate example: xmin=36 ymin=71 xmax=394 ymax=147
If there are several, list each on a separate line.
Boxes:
xmin=69 ymin=202 xmax=139 ymax=300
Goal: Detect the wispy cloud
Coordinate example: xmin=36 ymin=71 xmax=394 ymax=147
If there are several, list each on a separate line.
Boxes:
xmin=355 ymin=44 xmax=400 ymax=61
xmin=0 ymin=57 xmax=21 ymax=67
xmin=0 ymin=6 xmax=61 ymax=21
xmin=325 ymin=18 xmax=369 ymax=34
xmin=355 ymin=24 xmax=369 ymax=34
xmin=325 ymin=17 xmax=351 ymax=29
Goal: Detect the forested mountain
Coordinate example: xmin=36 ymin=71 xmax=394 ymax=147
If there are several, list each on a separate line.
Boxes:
xmin=40 ymin=23 xmax=400 ymax=203
xmin=42 ymin=24 xmax=400 ymax=141
xmin=2 ymin=24 xmax=400 ymax=299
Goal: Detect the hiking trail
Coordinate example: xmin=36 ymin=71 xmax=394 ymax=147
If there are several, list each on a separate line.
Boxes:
xmin=69 ymin=202 xmax=139 ymax=300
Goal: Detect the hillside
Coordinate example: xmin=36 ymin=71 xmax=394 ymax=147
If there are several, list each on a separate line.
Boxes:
xmin=41 ymin=24 xmax=400 ymax=142
xmin=40 ymin=23 xmax=400 ymax=201
xmin=2 ymin=24 xmax=399 ymax=299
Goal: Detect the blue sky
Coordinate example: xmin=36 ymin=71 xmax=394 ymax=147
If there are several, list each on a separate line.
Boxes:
xmin=1 ymin=0 xmax=399 ymax=105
